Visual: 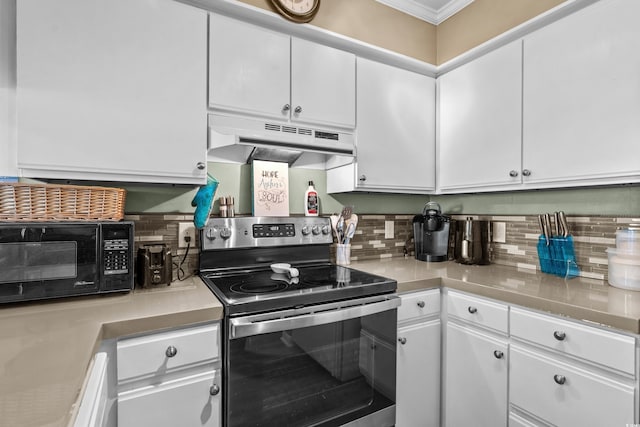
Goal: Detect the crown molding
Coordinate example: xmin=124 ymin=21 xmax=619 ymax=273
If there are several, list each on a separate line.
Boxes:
xmin=375 ymin=0 xmax=475 ymax=25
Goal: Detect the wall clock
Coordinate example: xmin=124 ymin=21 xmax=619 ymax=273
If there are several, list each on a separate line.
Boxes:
xmin=269 ymin=0 xmax=320 ymax=23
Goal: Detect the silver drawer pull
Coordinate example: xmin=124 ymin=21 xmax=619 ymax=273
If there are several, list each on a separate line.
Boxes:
xmin=493 ymin=350 xmax=504 ymax=359
xmin=553 ymin=374 xmax=566 ymax=385
xmin=209 ymin=384 xmax=220 ymax=396
xmin=468 ymin=306 xmax=478 ymax=314
xmin=553 ymin=331 xmax=566 ymax=341
xmin=398 ymin=337 xmax=407 ymax=345
xmin=417 ymin=301 xmax=425 ymax=308
xmin=165 ymin=345 xmax=178 ymax=358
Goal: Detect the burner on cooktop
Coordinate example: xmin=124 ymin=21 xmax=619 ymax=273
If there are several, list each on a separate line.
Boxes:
xmin=229 ymin=280 xmax=290 ymax=295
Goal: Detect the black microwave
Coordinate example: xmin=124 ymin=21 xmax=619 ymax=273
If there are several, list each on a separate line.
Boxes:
xmin=0 ymin=221 xmax=134 ymax=304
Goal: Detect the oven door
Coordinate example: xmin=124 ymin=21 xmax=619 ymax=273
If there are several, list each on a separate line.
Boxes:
xmin=227 ymin=295 xmax=399 ymax=427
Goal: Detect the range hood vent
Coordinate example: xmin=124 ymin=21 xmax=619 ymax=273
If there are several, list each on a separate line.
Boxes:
xmin=208 ymin=114 xmax=355 ymax=168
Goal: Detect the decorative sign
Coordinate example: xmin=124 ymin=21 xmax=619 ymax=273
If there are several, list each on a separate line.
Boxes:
xmin=252 ymin=160 xmax=289 ymax=216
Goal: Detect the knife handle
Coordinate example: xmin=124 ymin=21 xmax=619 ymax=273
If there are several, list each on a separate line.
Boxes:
xmin=554 ymin=212 xmax=562 ymax=237
xmin=558 ymin=211 xmax=569 ymax=237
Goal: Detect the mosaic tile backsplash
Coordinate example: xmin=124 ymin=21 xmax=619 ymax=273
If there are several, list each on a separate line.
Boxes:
xmin=126 ymin=213 xmax=640 ymax=283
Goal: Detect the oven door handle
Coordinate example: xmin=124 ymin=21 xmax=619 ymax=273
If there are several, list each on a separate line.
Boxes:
xmin=229 ymin=295 xmax=400 ymax=339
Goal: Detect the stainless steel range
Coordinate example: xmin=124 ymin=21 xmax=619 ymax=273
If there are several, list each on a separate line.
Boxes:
xmin=199 ymin=216 xmax=399 ymax=427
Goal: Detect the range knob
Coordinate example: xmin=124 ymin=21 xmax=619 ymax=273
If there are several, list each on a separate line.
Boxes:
xmin=312 ymin=225 xmax=321 ymax=235
xmin=220 ymin=227 xmax=232 ymax=239
xmin=301 ymin=225 xmax=311 ymax=236
xmin=321 ymin=225 xmax=330 ymax=235
xmin=206 ymin=228 xmax=217 ymax=240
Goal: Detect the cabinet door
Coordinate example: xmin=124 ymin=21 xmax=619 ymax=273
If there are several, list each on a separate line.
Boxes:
xmin=523 ymin=0 xmax=640 ymax=186
xmin=209 ymin=13 xmax=290 ymax=120
xmin=16 ymin=0 xmax=207 ymax=184
xmin=438 ymin=41 xmax=522 ymax=192
xmin=396 ymin=320 xmax=440 ymax=427
xmin=356 ymin=58 xmax=435 ymax=192
xmin=118 ymin=370 xmax=221 ymax=427
xmin=291 ymin=38 xmax=355 ymax=129
xmin=444 ymin=322 xmax=508 ymax=427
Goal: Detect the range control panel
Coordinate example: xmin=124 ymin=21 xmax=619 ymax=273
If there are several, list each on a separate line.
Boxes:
xmin=201 ymin=217 xmax=333 ymax=251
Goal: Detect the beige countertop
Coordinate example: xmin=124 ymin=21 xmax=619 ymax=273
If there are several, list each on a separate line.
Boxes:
xmin=0 ymin=276 xmax=223 ymax=427
xmin=351 ymin=258 xmax=640 ymax=334
xmin=3 ymin=258 xmax=640 ymax=427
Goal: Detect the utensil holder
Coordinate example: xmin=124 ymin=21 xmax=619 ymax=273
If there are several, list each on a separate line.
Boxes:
xmin=334 ymin=243 xmax=351 ymax=266
xmin=537 ymin=235 xmax=580 ymax=279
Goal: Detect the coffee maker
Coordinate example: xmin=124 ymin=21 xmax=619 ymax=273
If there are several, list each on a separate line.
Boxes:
xmin=136 ymin=243 xmax=173 ymax=287
xmin=413 ymin=202 xmax=450 ymax=262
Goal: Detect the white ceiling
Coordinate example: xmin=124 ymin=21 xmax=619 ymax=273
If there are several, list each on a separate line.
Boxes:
xmin=375 ymin=0 xmax=475 ymax=25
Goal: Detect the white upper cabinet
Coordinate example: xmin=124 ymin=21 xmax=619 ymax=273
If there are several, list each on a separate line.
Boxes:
xmin=208 ymin=13 xmax=290 ymax=120
xmin=209 ymin=14 xmax=355 ymax=130
xmin=437 ymin=41 xmax=522 ymax=192
xmin=522 ymin=0 xmax=640 ymax=187
xmin=16 ymin=0 xmax=208 ymax=184
xmin=327 ymin=58 xmax=435 ymax=194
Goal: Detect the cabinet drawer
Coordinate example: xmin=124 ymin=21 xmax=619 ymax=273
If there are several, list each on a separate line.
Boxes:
xmin=510 ymin=308 xmax=635 ymax=374
xmin=446 ymin=291 xmax=508 ymax=334
xmin=118 ymin=370 xmax=221 ymax=427
xmin=398 ymin=289 xmax=440 ymax=323
xmin=510 ymin=346 xmax=635 ymax=427
xmin=117 ymin=323 xmax=219 ymax=383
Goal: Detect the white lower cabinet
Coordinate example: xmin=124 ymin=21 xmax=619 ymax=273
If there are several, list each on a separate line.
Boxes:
xmin=443 ymin=290 xmax=509 ymax=427
xmin=116 ymin=322 xmax=221 ymax=427
xmin=509 ymin=307 xmax=637 ymax=427
xmin=444 ymin=322 xmax=508 ymax=427
xmin=396 ymin=289 xmax=440 ymax=427
xmin=118 ymin=371 xmax=221 ymax=427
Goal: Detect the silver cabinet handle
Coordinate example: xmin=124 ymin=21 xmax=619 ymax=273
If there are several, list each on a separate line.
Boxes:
xmin=493 ymin=350 xmax=504 ymax=359
xmin=398 ymin=337 xmax=407 ymax=345
xmin=359 ymin=175 xmax=367 ymax=182
xmin=282 ymin=104 xmax=290 ymax=112
xmin=209 ymin=384 xmax=220 ymax=396
xmin=165 ymin=345 xmax=178 ymax=358
xmin=196 ymin=162 xmax=206 ymax=170
xmin=468 ymin=306 xmax=478 ymax=314
xmin=417 ymin=301 xmax=425 ymax=308
xmin=554 ymin=374 xmax=566 ymax=385
xmin=553 ymin=331 xmax=566 ymax=341
xmin=509 ymin=170 xmax=519 ymax=177
xmin=522 ymin=169 xmax=532 ymax=177
xmin=294 ymin=106 xmax=302 ymax=114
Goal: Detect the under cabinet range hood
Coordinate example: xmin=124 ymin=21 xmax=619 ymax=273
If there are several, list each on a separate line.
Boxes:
xmin=207 ymin=114 xmax=355 ymax=167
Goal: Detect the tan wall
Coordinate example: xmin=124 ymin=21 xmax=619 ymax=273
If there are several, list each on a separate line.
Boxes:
xmin=436 ymin=0 xmax=565 ymax=64
xmin=239 ymin=0 xmax=566 ymax=66
xmin=238 ymin=0 xmax=437 ymax=64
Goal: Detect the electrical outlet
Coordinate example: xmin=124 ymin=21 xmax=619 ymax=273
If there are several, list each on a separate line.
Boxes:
xmin=493 ymin=222 xmax=506 ymax=243
xmin=385 ymin=221 xmax=394 ymax=239
xmin=178 ymin=222 xmax=195 ymax=248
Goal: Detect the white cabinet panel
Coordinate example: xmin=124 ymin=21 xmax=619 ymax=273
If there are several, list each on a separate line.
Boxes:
xmin=17 ymin=0 xmax=207 ymax=184
xmin=438 ymin=41 xmax=522 ymax=192
xmin=118 ymin=371 xmax=221 ymax=427
xmin=396 ymin=320 xmax=440 ymax=427
xmin=510 ymin=307 xmax=635 ymax=375
xmin=327 ymin=58 xmax=435 ymax=194
xmin=510 ymin=345 xmax=635 ymax=427
xmin=444 ymin=322 xmax=508 ymax=427
xmin=291 ymin=38 xmax=355 ymax=129
xmin=522 ymin=0 xmax=640 ymax=186
xmin=446 ymin=290 xmax=508 ymax=334
xmin=208 ymin=14 xmax=355 ymax=130
xmin=209 ymin=13 xmax=290 ymax=119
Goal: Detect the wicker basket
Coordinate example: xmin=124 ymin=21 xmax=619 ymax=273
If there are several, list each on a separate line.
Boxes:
xmin=0 ymin=182 xmax=126 ymax=221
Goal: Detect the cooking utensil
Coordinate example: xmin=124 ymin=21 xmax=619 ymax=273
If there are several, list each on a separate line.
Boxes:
xmin=330 ymin=214 xmax=339 ymax=242
xmin=343 ymin=222 xmax=356 ymax=245
xmin=554 ymin=212 xmax=562 ymax=237
xmin=270 ymin=263 xmax=299 ymax=278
